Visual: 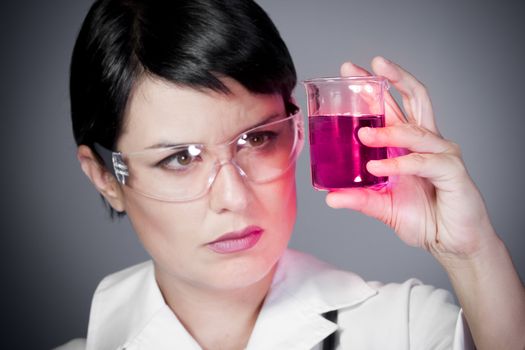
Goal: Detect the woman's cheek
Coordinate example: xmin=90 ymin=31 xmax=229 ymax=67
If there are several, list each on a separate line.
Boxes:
xmin=124 ymin=193 xmax=202 ymax=258
xmin=262 ymin=171 xmax=297 ymax=231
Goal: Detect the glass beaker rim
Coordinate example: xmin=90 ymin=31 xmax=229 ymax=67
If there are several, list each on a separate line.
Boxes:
xmin=302 ymin=75 xmax=388 ymax=85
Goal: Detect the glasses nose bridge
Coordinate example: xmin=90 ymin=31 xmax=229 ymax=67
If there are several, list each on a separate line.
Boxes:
xmin=210 ymin=142 xmax=246 ymax=180
xmin=213 ymin=141 xmax=235 ymax=166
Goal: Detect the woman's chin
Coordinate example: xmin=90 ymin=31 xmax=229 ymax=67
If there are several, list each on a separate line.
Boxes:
xmin=199 ymin=253 xmax=280 ymax=292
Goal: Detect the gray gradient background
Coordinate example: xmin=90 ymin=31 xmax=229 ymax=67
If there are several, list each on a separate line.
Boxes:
xmin=2 ymin=0 xmax=524 ymax=348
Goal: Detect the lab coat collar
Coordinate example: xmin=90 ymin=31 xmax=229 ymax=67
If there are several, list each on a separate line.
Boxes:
xmin=85 ymin=261 xmax=195 ymax=350
xmin=245 ymin=249 xmax=378 ymax=349
xmin=86 ymin=249 xmax=378 ymax=350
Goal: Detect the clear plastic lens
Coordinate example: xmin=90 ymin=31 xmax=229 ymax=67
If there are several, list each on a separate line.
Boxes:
xmin=118 ymin=111 xmax=301 ymax=201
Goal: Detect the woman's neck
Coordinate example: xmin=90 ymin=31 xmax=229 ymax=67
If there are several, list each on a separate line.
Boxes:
xmin=155 ymin=264 xmax=277 ymax=350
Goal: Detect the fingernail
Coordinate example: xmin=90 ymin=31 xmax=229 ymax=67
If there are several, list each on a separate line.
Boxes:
xmin=326 ymin=195 xmax=341 ymax=209
xmin=367 ymin=160 xmax=380 ymax=169
xmin=359 ymin=127 xmax=373 ymax=137
xmin=341 ymin=61 xmax=355 ymax=71
xmin=380 ymin=56 xmax=391 ymax=64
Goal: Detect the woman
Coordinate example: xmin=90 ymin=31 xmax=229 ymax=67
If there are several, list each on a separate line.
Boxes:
xmin=58 ymin=0 xmax=525 ymax=349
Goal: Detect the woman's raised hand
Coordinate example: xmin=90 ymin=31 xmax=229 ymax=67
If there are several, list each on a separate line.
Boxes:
xmin=326 ymin=57 xmax=495 ymax=260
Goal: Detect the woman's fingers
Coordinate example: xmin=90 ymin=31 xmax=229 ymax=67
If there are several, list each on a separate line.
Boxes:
xmin=359 ymin=123 xmax=465 ymax=190
xmin=371 ymin=56 xmax=439 ymax=134
xmin=358 ymin=124 xmax=455 ymax=154
xmin=367 ymin=152 xmax=467 ymax=193
xmin=326 ymin=187 xmax=390 ymax=223
xmin=340 ymin=60 xmax=407 ymax=127
xmin=340 ymin=58 xmax=439 ymax=132
xmin=340 ymin=60 xmax=372 ymax=77
xmin=367 ymin=152 xmax=461 ymax=178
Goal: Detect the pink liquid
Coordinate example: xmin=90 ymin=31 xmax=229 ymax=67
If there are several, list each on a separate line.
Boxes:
xmin=308 ymin=114 xmax=388 ymax=190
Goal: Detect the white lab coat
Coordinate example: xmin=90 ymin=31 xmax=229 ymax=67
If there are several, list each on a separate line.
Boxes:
xmin=56 ymin=249 xmax=474 ymax=349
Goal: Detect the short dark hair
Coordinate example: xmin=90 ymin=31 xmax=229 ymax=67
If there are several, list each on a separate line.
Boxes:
xmin=70 ymin=0 xmax=297 ymax=217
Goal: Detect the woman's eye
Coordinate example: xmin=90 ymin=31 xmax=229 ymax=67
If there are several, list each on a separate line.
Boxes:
xmin=159 ymin=150 xmax=199 ymax=170
xmin=174 ymin=152 xmax=191 ymax=165
xmin=242 ymin=131 xmax=277 ymax=148
xmin=248 ymin=134 xmax=266 ymax=147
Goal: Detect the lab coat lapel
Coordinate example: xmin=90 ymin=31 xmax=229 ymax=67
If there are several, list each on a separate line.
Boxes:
xmin=245 ymin=250 xmax=378 ymax=349
xmin=86 ymin=261 xmax=200 ymax=350
xmin=86 ymin=261 xmax=162 ymax=350
xmin=125 ymin=306 xmax=202 ymax=350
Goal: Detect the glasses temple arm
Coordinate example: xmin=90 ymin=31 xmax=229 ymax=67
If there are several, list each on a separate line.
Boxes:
xmin=93 ymin=143 xmax=129 ymax=185
xmin=93 ymin=143 xmax=114 ymax=171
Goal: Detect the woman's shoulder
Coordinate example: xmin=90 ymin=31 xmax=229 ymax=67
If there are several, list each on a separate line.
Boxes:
xmin=280 ymin=249 xmax=429 ymax=293
xmin=276 ymin=250 xmax=462 ymax=348
xmin=282 ymin=249 xmax=459 ymax=323
xmin=53 ymin=261 xmax=155 ymax=350
xmin=283 ymin=249 xmax=455 ymax=299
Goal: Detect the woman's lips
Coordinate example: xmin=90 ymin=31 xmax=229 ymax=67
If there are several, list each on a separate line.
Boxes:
xmin=207 ymin=226 xmax=264 ymax=254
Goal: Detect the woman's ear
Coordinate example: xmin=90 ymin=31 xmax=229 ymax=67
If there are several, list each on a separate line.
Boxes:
xmin=77 ymin=145 xmax=126 ymax=212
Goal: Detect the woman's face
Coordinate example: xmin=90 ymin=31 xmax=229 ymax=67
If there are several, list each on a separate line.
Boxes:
xmin=116 ymin=76 xmax=298 ymax=291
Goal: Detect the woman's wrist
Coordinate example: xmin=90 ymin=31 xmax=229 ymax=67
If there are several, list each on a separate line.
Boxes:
xmin=435 ymin=228 xmax=525 ymax=349
xmin=432 ymin=223 xmax=500 ymax=274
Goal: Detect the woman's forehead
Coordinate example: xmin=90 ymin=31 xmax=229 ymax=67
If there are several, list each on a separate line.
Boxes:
xmin=118 ymin=76 xmax=285 ymax=150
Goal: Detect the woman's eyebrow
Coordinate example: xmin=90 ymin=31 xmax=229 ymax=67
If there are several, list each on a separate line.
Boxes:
xmin=145 ymin=142 xmax=190 ymax=150
xmin=144 ymin=111 xmax=285 ymax=150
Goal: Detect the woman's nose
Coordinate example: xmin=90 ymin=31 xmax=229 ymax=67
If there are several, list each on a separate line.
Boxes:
xmin=208 ymin=160 xmax=250 ymax=213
